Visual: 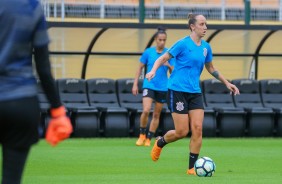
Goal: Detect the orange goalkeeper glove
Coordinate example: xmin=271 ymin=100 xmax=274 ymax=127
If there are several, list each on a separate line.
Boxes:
xmin=46 ymin=106 xmax=73 ymax=146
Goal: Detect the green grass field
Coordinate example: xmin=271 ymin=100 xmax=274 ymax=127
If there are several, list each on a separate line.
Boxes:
xmin=1 ymin=138 xmax=282 ymax=184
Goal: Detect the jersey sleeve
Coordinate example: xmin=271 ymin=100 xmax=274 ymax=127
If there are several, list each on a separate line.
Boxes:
xmin=139 ymin=48 xmax=149 ymax=64
xmin=167 ymin=40 xmax=184 ymax=58
xmin=205 ymin=43 xmax=213 ymax=63
xmin=33 ymin=8 xmax=49 ymax=47
xmin=168 ymin=56 xmax=175 ymax=66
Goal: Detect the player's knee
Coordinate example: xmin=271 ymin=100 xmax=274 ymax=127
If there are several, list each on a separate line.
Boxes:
xmin=142 ymin=110 xmax=150 ymax=117
xmin=175 ymin=129 xmax=188 ymax=139
xmin=152 ymin=112 xmax=160 ymax=120
xmin=192 ymin=124 xmax=203 ymax=139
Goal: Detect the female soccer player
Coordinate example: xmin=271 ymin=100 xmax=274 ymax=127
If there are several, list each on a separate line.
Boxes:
xmin=146 ymin=14 xmax=240 ymax=174
xmin=0 ymin=1 xmax=72 ymax=183
xmin=132 ymin=27 xmax=174 ymax=146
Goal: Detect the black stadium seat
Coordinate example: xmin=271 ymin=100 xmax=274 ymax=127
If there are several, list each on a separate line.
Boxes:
xmin=232 ymin=79 xmax=274 ymax=136
xmin=116 ymin=78 xmax=151 ymax=136
xmin=260 ymin=79 xmax=282 ymax=136
xmin=87 ymin=78 xmax=129 ymax=137
xmin=116 ymin=78 xmax=143 ymax=110
xmin=260 ymin=79 xmax=282 ymax=108
xmin=199 ymin=81 xmax=217 ymax=137
xmin=57 ymin=78 xmax=90 ymax=109
xmin=87 ymin=78 xmax=120 ymax=108
xmin=202 ymin=79 xmax=246 ymax=137
xmin=202 ymin=104 xmax=217 ymax=137
xmin=57 ymin=78 xmax=99 ymax=137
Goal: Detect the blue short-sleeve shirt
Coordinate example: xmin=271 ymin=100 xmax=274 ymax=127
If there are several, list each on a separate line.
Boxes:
xmin=167 ymin=36 xmax=213 ymax=93
xmin=140 ymin=47 xmax=175 ymax=91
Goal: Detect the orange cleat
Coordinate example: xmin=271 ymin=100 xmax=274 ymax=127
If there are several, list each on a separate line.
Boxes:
xmin=151 ymin=137 xmax=162 ymax=161
xmin=136 ymin=134 xmax=146 ymax=146
xmin=144 ymin=138 xmax=151 ymax=146
xmin=187 ymin=168 xmax=196 ymax=176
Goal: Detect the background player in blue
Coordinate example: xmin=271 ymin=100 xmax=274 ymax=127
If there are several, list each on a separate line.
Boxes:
xmin=146 ymin=14 xmax=240 ymax=175
xmin=132 ymin=28 xmax=174 ymax=146
xmin=0 ymin=1 xmax=72 ymax=183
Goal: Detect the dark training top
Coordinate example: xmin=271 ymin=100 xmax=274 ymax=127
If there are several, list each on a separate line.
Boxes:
xmin=0 ymin=0 xmax=61 ymax=108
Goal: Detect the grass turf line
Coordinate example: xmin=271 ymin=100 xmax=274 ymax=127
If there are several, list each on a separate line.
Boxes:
xmin=0 ymin=138 xmax=282 ymax=184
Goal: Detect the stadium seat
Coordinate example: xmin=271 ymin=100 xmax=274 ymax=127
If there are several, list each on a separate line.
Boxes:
xmin=116 ymin=78 xmax=153 ymax=136
xmin=202 ymin=79 xmax=246 ymax=137
xmin=199 ymin=81 xmax=217 ymax=137
xmin=116 ymin=78 xmax=143 ymax=110
xmin=260 ymin=79 xmax=282 ymax=136
xmin=86 ymin=78 xmax=129 ymax=137
xmin=232 ymin=79 xmax=274 ymax=137
xmin=57 ymin=78 xmax=99 ymax=137
xmin=202 ymin=105 xmax=217 ymax=137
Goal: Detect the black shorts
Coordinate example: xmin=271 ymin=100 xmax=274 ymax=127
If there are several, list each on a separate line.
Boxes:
xmin=167 ymin=89 xmax=204 ymax=114
xmin=0 ymin=96 xmax=40 ymax=149
xmin=142 ymin=88 xmax=167 ymax=103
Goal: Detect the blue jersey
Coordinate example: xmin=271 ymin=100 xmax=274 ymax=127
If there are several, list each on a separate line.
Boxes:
xmin=0 ymin=0 xmax=49 ymax=101
xmin=167 ymin=36 xmax=212 ymax=93
xmin=140 ymin=47 xmax=174 ymax=91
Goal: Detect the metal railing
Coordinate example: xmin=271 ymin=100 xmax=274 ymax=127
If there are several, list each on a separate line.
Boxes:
xmin=40 ymin=0 xmax=282 ymax=21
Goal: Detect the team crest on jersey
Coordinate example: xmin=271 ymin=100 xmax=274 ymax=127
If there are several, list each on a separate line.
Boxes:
xmin=203 ymin=48 xmax=207 ymax=57
xmin=176 ymin=101 xmax=184 ymax=111
xmin=143 ymin=89 xmax=148 ymax=96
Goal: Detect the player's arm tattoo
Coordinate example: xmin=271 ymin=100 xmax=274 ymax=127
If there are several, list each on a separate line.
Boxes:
xmin=211 ymin=71 xmax=220 ymax=80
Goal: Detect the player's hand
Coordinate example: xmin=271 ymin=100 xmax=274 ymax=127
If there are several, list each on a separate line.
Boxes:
xmin=226 ymin=83 xmax=240 ymax=96
xmin=46 ymin=106 xmax=73 ymax=146
xmin=146 ymin=71 xmax=156 ymax=82
xmin=132 ymin=85 xmax=138 ymax=96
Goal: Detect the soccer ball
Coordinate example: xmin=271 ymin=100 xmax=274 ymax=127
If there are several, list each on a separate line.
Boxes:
xmin=194 ymin=156 xmax=216 ymax=177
